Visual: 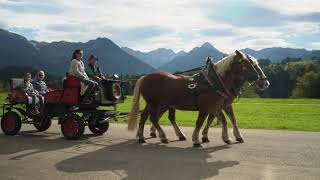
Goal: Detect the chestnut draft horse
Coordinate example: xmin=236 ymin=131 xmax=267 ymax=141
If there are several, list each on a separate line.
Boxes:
xmin=149 ymin=55 xmax=270 ymax=144
xmin=128 ymin=50 xmax=260 ymax=147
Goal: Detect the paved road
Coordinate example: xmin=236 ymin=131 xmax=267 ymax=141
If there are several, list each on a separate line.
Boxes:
xmin=0 ymin=122 xmax=319 ymax=180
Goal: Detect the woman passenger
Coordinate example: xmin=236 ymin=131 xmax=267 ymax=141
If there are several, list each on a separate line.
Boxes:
xmin=68 ymin=49 xmax=98 ymax=103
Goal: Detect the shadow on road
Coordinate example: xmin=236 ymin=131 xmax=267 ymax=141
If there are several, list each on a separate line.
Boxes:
xmin=55 ymin=140 xmax=239 ymax=180
xmin=0 ymin=131 xmax=108 ymax=160
xmin=0 ymin=130 xmax=239 ymax=179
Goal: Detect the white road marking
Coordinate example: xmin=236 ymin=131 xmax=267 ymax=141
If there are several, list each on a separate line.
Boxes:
xmin=235 ymin=102 xmax=320 ymax=106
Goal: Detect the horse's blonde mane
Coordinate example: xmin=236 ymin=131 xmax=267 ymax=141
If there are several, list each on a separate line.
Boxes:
xmin=215 ymin=53 xmax=237 ymax=75
xmin=247 ymin=54 xmax=259 ymax=66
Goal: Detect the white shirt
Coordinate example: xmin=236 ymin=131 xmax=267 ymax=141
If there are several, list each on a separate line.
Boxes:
xmin=69 ymin=59 xmax=89 ymax=79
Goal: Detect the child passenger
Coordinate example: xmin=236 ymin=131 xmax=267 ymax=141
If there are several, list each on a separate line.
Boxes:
xmin=18 ymin=73 xmax=43 ymax=115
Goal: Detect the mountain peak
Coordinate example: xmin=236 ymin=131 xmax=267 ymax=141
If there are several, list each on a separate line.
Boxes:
xmin=201 ymin=42 xmax=214 ymax=48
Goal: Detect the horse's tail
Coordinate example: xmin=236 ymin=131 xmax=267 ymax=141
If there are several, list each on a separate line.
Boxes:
xmin=128 ymin=76 xmax=145 ymax=131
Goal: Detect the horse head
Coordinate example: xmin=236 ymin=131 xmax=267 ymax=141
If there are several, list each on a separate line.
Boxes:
xmin=233 ymin=50 xmax=260 ymax=83
xmin=246 ymin=55 xmax=270 ymax=91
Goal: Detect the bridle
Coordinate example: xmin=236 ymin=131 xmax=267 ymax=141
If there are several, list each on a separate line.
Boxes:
xmin=193 ymin=54 xmax=263 ymax=104
xmin=246 ymin=55 xmax=268 ymax=87
xmin=210 ymin=55 xmax=261 ymax=103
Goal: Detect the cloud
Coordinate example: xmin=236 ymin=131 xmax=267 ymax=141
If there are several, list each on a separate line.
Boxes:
xmin=310 ymin=42 xmax=320 ymax=49
xmin=8 ymin=27 xmax=39 ymax=40
xmin=200 ymin=28 xmax=238 ymax=37
xmin=46 ymin=23 xmax=83 ymax=32
xmin=206 ymin=3 xmax=320 ymax=27
xmin=45 ymin=23 xmax=171 ymax=44
xmin=0 ymin=0 xmax=64 ymax=14
xmin=0 ymin=18 xmax=7 ymax=28
xmin=0 ymin=0 xmax=318 ymax=52
xmin=290 ymin=12 xmax=320 ymax=23
xmin=252 ymin=0 xmax=320 ymax=15
xmin=111 ymin=26 xmax=173 ymax=42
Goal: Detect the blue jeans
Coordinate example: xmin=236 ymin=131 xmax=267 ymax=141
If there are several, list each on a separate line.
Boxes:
xmin=79 ymin=78 xmax=98 ymax=97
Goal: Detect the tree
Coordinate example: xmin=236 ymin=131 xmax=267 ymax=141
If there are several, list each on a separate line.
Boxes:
xmin=240 ymin=83 xmax=259 ymax=98
xmin=292 ymin=71 xmax=320 ymax=98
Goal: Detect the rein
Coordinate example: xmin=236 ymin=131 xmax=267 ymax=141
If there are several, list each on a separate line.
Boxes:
xmin=173 ymin=66 xmax=206 ymax=75
xmin=205 ymin=64 xmax=234 ymax=100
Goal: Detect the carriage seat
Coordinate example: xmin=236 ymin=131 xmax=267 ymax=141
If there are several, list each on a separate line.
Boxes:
xmin=8 ymin=78 xmax=43 ymax=104
xmin=10 ymin=78 xmax=24 ymax=91
xmin=60 ymin=76 xmax=92 ymax=104
xmin=62 ymin=76 xmax=88 ymax=96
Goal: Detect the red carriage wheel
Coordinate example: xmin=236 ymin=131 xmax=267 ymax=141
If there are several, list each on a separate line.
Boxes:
xmin=61 ymin=114 xmax=85 ymax=140
xmin=1 ymin=111 xmax=21 ymax=135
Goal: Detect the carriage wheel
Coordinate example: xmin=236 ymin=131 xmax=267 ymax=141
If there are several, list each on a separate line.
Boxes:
xmin=89 ymin=120 xmax=109 ymax=135
xmin=33 ymin=115 xmax=52 ymax=132
xmin=61 ymin=114 xmax=85 ymax=140
xmin=1 ymin=111 xmax=21 ymax=135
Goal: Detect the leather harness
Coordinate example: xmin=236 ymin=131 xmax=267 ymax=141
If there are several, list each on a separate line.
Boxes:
xmin=187 ymin=63 xmax=240 ymax=107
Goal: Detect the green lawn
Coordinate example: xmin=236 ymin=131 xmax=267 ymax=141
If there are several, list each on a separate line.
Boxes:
xmin=1 ymin=91 xmax=320 ymax=131
xmin=109 ymin=96 xmax=320 ymax=132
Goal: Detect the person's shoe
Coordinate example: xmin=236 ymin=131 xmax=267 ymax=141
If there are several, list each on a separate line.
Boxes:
xmin=69 ymin=106 xmax=79 ymax=111
xmin=82 ymin=99 xmax=93 ymax=104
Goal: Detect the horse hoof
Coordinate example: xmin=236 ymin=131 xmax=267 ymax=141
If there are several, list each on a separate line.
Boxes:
xmin=179 ymin=136 xmax=187 ymax=141
xmin=224 ymin=140 xmax=232 ymax=144
xmin=137 ymin=139 xmax=146 ymax=144
xmin=150 ymin=132 xmax=157 ymax=138
xmin=236 ymin=138 xmax=244 ymax=143
xmin=193 ymin=143 xmax=202 ymax=148
xmin=161 ymin=139 xmax=169 ymax=144
xmin=202 ymin=137 xmax=210 ymax=143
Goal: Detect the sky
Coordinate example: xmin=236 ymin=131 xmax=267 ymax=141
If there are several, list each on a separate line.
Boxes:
xmin=0 ymin=0 xmax=319 ymax=53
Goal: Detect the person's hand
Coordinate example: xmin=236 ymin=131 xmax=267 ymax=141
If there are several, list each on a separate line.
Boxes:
xmin=96 ymin=77 xmax=102 ymax=81
xmin=84 ymin=77 xmax=89 ymax=80
xmin=93 ymin=75 xmax=100 ymax=81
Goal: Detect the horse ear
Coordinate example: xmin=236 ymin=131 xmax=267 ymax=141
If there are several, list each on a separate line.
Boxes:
xmin=235 ymin=50 xmax=243 ymax=58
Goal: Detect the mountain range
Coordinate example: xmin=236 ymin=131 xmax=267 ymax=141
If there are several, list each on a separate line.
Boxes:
xmin=159 ymin=42 xmax=225 ymax=72
xmin=240 ymin=48 xmax=316 ymax=62
xmin=0 ymin=28 xmax=319 ymax=75
xmin=121 ymin=47 xmax=186 ymax=68
xmin=0 ymin=29 xmax=155 ymax=76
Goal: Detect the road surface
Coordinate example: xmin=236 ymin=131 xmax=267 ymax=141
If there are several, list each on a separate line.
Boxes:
xmin=0 ymin=122 xmax=319 ymax=180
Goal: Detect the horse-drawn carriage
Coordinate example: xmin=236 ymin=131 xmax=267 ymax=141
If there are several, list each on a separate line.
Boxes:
xmin=1 ymin=75 xmax=126 ymax=139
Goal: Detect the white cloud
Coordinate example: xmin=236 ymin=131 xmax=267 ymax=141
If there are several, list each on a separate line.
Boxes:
xmin=311 ymin=42 xmax=320 ymax=49
xmin=252 ymin=0 xmax=320 ymax=15
xmin=0 ymin=0 xmax=319 ymax=52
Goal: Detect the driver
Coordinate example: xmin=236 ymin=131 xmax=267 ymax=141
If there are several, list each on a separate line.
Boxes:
xmin=85 ymin=54 xmax=106 ymax=81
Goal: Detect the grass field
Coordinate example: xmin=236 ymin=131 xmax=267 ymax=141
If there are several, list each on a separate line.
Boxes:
xmin=1 ymin=91 xmax=320 ymax=131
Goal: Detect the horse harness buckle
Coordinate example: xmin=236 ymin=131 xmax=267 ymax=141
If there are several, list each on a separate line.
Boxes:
xmin=188 ymin=83 xmax=197 ymax=89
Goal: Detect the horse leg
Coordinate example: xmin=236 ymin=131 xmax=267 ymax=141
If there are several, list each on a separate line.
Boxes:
xmin=217 ymin=111 xmax=232 ymax=144
xmin=150 ymin=125 xmax=157 ymax=138
xmin=149 ymin=106 xmax=169 ymax=144
xmin=168 ymin=107 xmax=186 ymax=141
xmin=201 ymin=113 xmax=216 ymax=143
xmin=192 ymin=111 xmax=208 ymax=147
xmin=150 ymin=106 xmax=167 ymax=138
xmin=136 ymin=105 xmax=150 ymax=143
xmin=224 ymin=105 xmax=244 ymax=143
